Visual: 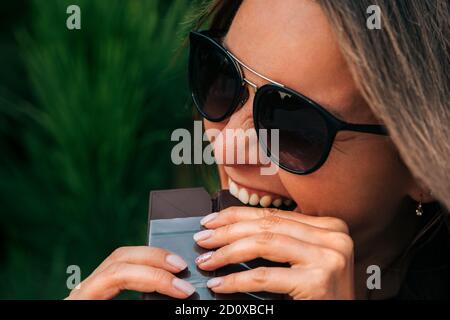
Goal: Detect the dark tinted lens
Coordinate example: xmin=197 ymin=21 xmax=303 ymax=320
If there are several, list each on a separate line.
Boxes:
xmin=189 ymin=35 xmax=240 ymax=120
xmin=256 ymin=88 xmax=329 ymax=173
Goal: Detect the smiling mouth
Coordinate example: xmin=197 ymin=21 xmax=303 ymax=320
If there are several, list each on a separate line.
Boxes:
xmin=227 ymin=176 xmax=295 ymax=208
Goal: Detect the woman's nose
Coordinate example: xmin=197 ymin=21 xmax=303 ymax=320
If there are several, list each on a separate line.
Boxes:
xmin=211 ymin=91 xmax=269 ymax=167
xmin=229 ymin=86 xmax=254 ymax=127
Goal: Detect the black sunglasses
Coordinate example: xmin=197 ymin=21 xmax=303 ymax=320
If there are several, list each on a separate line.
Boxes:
xmin=188 ymin=30 xmax=388 ymax=175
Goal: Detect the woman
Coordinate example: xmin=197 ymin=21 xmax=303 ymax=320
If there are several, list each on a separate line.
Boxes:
xmin=67 ymin=0 xmax=449 ymax=299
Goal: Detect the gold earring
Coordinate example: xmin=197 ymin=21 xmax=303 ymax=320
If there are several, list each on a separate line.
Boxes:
xmin=415 ymin=197 xmax=423 ymax=216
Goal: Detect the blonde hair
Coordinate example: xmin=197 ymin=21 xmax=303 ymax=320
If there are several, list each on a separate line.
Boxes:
xmin=185 ymin=0 xmax=450 ymax=209
xmin=317 ymin=0 xmax=450 ymax=209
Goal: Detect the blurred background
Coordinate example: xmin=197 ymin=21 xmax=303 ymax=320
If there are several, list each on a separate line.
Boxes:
xmin=0 ymin=0 xmax=216 ymax=299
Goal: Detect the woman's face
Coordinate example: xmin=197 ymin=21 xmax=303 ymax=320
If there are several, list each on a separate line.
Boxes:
xmin=204 ymin=0 xmax=417 ymax=234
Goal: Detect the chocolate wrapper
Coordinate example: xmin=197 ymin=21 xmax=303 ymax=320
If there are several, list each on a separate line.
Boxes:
xmin=142 ymin=187 xmax=292 ymax=300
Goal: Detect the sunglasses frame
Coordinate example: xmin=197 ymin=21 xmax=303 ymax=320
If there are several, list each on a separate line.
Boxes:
xmin=189 ymin=30 xmax=388 ymax=174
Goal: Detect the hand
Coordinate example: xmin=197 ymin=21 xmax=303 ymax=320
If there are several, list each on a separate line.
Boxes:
xmin=194 ymin=207 xmax=355 ymax=299
xmin=65 ymin=246 xmax=195 ymax=300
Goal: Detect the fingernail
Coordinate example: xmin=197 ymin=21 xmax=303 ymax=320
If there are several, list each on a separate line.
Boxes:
xmin=193 ymin=229 xmax=214 ymax=242
xmin=166 ymin=254 xmax=187 ymax=270
xmin=172 ymin=278 xmax=195 ymax=296
xmin=207 ymin=277 xmax=223 ymax=288
xmin=200 ymin=212 xmax=218 ymax=225
xmin=195 ymin=251 xmax=214 ymax=264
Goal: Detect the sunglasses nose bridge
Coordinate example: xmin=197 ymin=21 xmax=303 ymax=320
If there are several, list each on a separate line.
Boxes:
xmin=242 ymin=78 xmax=258 ymax=94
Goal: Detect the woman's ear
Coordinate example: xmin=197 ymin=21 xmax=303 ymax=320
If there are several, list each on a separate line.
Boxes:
xmin=407 ymin=178 xmax=435 ymax=203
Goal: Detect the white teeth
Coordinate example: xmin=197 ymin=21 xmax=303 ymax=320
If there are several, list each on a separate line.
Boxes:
xmin=228 ymin=177 xmax=294 ymax=207
xmin=249 ymin=193 xmax=260 ymax=206
xmin=238 ymin=188 xmax=249 ymax=204
xmin=259 ymin=195 xmax=272 ymax=208
xmin=272 ymin=198 xmax=282 ymax=207
xmin=229 ymin=178 xmax=239 ymax=197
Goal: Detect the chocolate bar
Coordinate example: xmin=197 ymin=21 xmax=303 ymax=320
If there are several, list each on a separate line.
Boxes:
xmin=142 ymin=188 xmax=291 ymax=300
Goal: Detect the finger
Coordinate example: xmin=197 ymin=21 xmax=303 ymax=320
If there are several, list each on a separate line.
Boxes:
xmin=195 ymin=232 xmax=322 ymax=270
xmin=93 ymin=246 xmax=187 ymax=275
xmin=205 ymin=267 xmax=296 ymax=295
xmin=201 ymin=206 xmax=349 ymax=234
xmin=195 ymin=215 xmax=347 ymax=252
xmin=207 ymin=266 xmax=351 ymax=299
xmin=68 ymin=263 xmax=195 ymax=300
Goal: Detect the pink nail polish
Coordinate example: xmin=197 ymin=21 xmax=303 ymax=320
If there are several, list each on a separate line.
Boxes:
xmin=207 ymin=277 xmax=223 ymax=288
xmin=193 ymin=229 xmax=214 ymax=242
xmin=172 ymin=278 xmax=195 ymax=296
xmin=165 ymin=254 xmax=187 ymax=270
xmin=200 ymin=212 xmax=218 ymax=225
xmin=195 ymin=251 xmax=214 ymax=264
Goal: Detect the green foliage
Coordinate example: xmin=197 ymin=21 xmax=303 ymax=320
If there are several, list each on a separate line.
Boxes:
xmin=0 ymin=0 xmax=208 ymax=298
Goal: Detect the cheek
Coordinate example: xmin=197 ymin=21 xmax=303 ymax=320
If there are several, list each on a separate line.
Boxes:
xmin=203 ymin=119 xmax=224 ymax=137
xmin=278 ymin=139 xmax=411 ymax=227
xmin=203 ymin=119 xmax=226 ymax=150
